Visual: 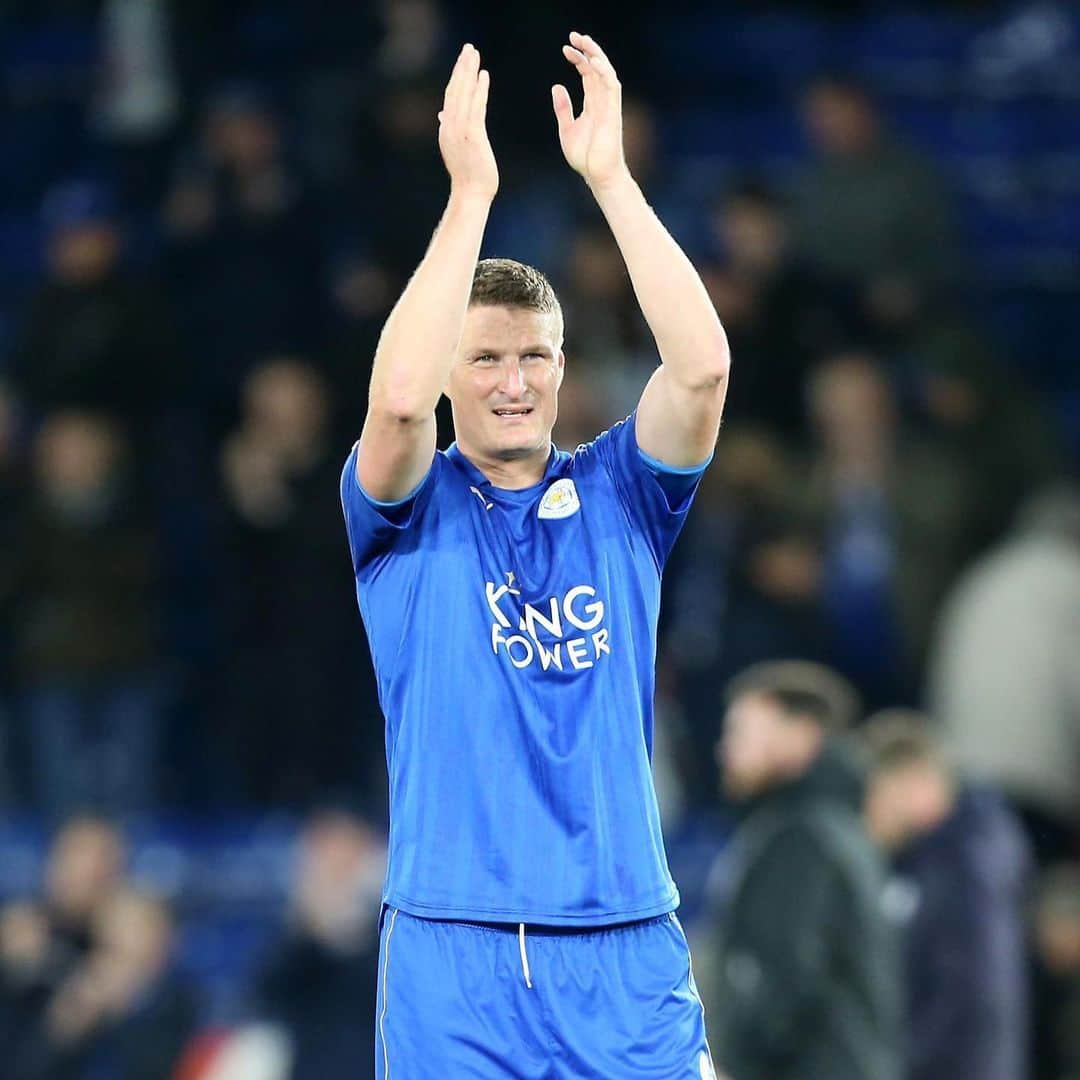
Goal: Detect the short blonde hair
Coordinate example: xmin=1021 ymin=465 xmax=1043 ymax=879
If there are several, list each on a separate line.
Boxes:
xmin=470 ymin=258 xmax=563 ymax=338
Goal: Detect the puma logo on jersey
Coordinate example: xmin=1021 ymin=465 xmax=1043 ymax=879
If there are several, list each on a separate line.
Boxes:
xmin=538 ymin=478 xmax=580 ymax=520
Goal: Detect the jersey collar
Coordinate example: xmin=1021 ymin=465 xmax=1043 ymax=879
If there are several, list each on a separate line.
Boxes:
xmin=446 ymin=441 xmax=563 ymax=494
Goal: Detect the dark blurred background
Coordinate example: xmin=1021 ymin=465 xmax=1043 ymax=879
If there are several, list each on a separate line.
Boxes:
xmin=0 ymin=1 xmax=1077 ymax=1077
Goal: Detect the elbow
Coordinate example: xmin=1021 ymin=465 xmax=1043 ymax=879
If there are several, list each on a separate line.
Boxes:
xmin=368 ymin=383 xmax=437 ymax=426
xmin=688 ymin=332 xmax=731 ymax=391
xmin=371 ymin=400 xmax=432 ymax=427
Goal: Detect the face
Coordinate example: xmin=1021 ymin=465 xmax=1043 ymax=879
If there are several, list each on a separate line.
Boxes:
xmin=718 ymin=692 xmax=789 ymax=800
xmin=46 ymin=821 xmax=124 ymax=919
xmin=804 ymin=87 xmax=877 ymax=158
xmin=865 ymin=770 xmax=911 ymax=849
xmin=245 ymin=360 xmax=328 ymax=445
xmin=210 ymin=108 xmax=279 ymax=172
xmin=34 ymin=414 xmax=120 ymax=498
xmin=447 ymin=305 xmax=564 ymax=466
xmin=49 ymin=224 xmax=119 ymax=285
xmin=808 ymin=356 xmax=895 ymax=457
xmin=1037 ymin=913 xmax=1080 ymax=974
xmin=721 ymin=202 xmax=787 ymax=275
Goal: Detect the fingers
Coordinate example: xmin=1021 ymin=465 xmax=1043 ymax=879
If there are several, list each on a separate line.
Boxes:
xmin=561 ymin=43 xmax=594 ymax=82
xmin=568 ymin=31 xmax=620 ymax=89
xmin=442 ymin=43 xmax=471 ymax=115
xmin=470 ymin=68 xmax=490 ymax=127
xmin=443 ymin=43 xmax=481 ymax=122
xmin=551 ymin=83 xmax=574 ymax=137
xmin=562 ymin=43 xmax=599 ymax=116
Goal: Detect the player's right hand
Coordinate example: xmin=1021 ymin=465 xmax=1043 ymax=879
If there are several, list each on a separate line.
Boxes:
xmin=438 ymin=43 xmax=498 ymax=202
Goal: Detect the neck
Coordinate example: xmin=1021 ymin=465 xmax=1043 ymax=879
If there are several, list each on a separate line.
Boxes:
xmin=458 ymin=439 xmax=552 ymax=490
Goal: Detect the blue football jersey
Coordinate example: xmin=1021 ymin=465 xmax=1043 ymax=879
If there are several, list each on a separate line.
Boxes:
xmin=340 ymin=414 xmax=705 ymax=924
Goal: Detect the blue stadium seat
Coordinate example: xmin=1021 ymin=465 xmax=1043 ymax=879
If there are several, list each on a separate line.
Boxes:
xmin=846 ymin=8 xmax=986 ymax=95
xmin=664 ymin=104 xmax=803 ymax=165
xmin=649 ymin=11 xmax=829 ymax=95
xmin=1 ymin=16 xmax=99 ymax=100
xmin=890 ymin=100 xmax=1076 ymax=160
xmin=0 ymin=213 xmax=44 ymax=292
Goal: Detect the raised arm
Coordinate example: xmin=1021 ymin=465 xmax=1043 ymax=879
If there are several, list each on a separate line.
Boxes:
xmin=553 ymin=32 xmax=729 ymax=468
xmin=356 ymin=44 xmax=497 ymax=502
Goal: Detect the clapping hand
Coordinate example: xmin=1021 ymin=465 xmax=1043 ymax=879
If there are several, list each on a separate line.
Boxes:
xmin=438 ymin=43 xmax=498 ymax=202
xmin=552 ymin=31 xmax=629 ymax=192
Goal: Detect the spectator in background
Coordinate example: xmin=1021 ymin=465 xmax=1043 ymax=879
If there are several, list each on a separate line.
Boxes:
xmin=3 ymin=414 xmax=163 ymax=818
xmin=253 ymin=810 xmax=383 ymax=1080
xmin=0 ymin=818 xmax=125 ymax=1063
xmin=373 ymin=0 xmax=446 ymax=84
xmin=1032 ymin=864 xmax=1080 ymax=1080
xmin=802 ymin=351 xmax=970 ymax=707
xmin=41 ymin=817 xmax=126 ymax=966
xmin=353 ymin=76 xmax=448 ymax=281
xmin=218 ymin=359 xmax=377 ymax=806
xmin=706 ymin=661 xmax=901 ymax=1080
xmin=1 ymin=902 xmax=61 ymax=1066
xmin=164 ymin=84 xmax=324 ymax=423
xmin=323 ymin=252 xmax=395 ymax=424
xmin=710 ymin=182 xmax=853 ymax=440
xmin=862 ymin=711 xmax=1031 ymax=1080
xmin=560 ymin=225 xmax=655 ymax=420
xmin=662 ymin=428 xmax=826 ymax=803
xmin=11 ymin=181 xmax=177 ymax=476
xmin=793 ymin=75 xmax=957 ymax=304
xmin=872 ymin=289 xmax=1063 ymax=558
xmin=12 ymin=889 xmax=197 ymax=1080
xmin=929 ymin=486 xmax=1080 ymax=866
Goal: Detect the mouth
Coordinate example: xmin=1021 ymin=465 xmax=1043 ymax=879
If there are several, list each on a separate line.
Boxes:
xmin=492 ymin=406 xmax=534 ymax=421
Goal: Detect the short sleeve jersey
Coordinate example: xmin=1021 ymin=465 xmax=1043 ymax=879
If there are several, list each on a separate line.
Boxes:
xmin=340 ymin=414 xmax=705 ymax=924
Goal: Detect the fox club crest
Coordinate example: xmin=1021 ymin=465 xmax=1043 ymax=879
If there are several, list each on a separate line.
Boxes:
xmin=538 ymin=478 xmax=581 ymax=520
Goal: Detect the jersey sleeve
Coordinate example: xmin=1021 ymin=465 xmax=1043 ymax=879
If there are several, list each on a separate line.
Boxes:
xmin=339 ymin=443 xmax=438 ymax=575
xmin=593 ymin=412 xmax=711 ymax=569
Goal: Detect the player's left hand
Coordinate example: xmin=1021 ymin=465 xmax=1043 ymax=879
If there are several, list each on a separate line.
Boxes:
xmin=552 ymin=31 xmax=628 ymax=192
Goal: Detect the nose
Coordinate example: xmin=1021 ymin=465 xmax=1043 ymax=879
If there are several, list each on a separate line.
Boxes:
xmin=499 ymin=357 xmax=526 ymax=398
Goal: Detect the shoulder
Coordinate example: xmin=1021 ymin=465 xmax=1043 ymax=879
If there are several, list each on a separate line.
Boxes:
xmin=566 ymin=415 xmax=636 ymax=468
xmin=960 ymin=788 xmax=1032 ymax=887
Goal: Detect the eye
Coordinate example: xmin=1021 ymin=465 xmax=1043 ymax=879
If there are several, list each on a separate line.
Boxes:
xmin=473 ymin=354 xmax=497 ymax=365
xmin=522 ymin=353 xmax=547 ymax=364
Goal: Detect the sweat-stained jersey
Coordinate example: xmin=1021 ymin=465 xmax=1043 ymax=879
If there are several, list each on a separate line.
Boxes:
xmin=340 ymin=414 xmax=706 ymax=925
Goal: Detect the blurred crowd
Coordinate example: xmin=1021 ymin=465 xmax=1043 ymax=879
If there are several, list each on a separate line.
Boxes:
xmin=0 ymin=0 xmax=1078 ymax=1077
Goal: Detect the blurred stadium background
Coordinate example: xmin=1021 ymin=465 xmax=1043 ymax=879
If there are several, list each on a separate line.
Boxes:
xmin=0 ymin=1 xmax=1078 ymax=1077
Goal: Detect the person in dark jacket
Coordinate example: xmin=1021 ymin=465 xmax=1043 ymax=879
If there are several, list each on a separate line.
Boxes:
xmin=3 ymin=414 xmax=163 ymax=818
xmin=12 ymin=889 xmax=198 ymax=1080
xmin=253 ymin=810 xmax=383 ymax=1080
xmin=12 ymin=181 xmax=178 ymax=471
xmin=707 ymin=660 xmax=902 ymax=1080
xmin=862 ymin=711 xmax=1032 ymax=1080
xmin=216 ymin=359 xmax=380 ymax=806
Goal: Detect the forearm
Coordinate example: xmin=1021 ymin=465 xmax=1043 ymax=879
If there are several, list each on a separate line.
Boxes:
xmin=593 ymin=171 xmax=729 ymax=389
xmin=368 ymin=191 xmax=492 ymax=421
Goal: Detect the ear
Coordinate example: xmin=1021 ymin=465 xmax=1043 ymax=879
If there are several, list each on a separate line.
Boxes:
xmin=556 ymin=349 xmax=566 ymax=390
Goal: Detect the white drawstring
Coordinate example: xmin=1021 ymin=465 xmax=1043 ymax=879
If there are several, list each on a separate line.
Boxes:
xmin=518 ymin=923 xmax=533 ymax=989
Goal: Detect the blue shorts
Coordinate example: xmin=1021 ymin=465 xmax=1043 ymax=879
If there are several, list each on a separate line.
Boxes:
xmin=374 ymin=907 xmax=715 ymax=1078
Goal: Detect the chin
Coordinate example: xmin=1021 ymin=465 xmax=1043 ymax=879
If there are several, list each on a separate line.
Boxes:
xmin=724 ymin=772 xmax=759 ymax=801
xmin=488 ymin=426 xmax=547 ymax=461
xmin=491 ymin=440 xmax=541 ymax=462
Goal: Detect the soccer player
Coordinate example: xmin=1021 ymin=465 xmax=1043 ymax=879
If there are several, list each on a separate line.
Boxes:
xmin=341 ymin=32 xmax=729 ymax=1078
